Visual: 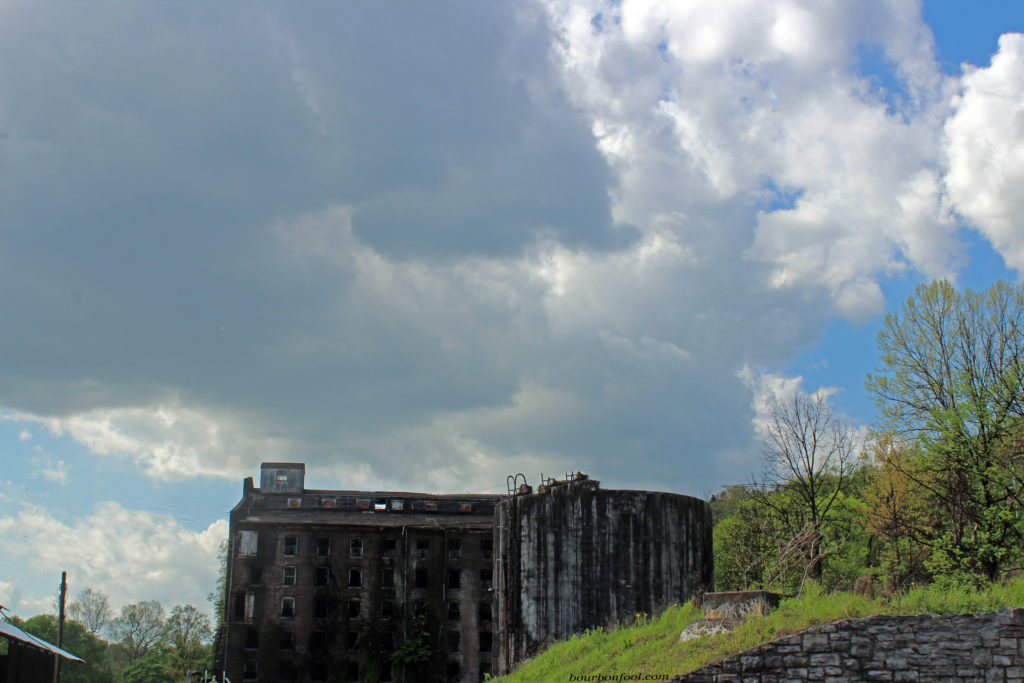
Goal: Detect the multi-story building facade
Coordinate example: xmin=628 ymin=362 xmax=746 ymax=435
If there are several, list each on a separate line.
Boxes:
xmin=223 ymin=463 xmax=503 ymax=683
xmin=221 ymin=463 xmax=713 ymax=682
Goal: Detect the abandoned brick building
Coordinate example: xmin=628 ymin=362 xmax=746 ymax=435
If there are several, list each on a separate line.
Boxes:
xmin=222 ymin=463 xmax=712 ymax=683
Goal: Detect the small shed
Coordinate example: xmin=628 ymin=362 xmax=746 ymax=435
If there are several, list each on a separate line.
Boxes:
xmin=0 ymin=619 xmax=84 ymax=683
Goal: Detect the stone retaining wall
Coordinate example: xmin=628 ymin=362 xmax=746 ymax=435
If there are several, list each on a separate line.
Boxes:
xmin=670 ymin=608 xmax=1024 ymax=682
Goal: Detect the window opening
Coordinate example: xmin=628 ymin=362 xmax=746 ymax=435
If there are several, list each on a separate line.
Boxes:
xmin=245 ymin=628 xmax=258 ymax=650
xmin=317 ymin=537 xmax=330 ymax=557
xmin=348 ymin=567 xmax=363 ymax=588
xmin=280 ymin=596 xmax=295 ymax=618
xmin=350 ymin=538 xmax=364 ymax=558
xmin=314 ymin=566 xmax=330 ymax=587
xmin=282 ymin=566 xmax=296 ymax=586
xmin=447 ymin=570 xmax=461 ymax=590
xmin=283 ymin=535 xmax=298 ymax=556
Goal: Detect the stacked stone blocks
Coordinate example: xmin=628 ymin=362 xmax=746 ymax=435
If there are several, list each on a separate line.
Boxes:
xmin=671 ymin=608 xmax=1024 ymax=682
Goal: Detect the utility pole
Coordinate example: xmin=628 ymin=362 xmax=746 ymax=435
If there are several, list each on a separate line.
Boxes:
xmin=54 ymin=570 xmax=67 ymax=683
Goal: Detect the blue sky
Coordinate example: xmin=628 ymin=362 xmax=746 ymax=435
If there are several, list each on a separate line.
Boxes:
xmin=1 ymin=0 xmax=1022 ymax=621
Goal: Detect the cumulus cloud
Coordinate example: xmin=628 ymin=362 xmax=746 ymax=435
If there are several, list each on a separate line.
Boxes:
xmin=0 ymin=502 xmax=227 ymax=616
xmin=945 ymin=33 xmax=1024 ymax=273
xmin=542 ymin=0 xmax=961 ymax=318
xmin=5 ymin=403 xmax=287 ymax=482
xmin=0 ymin=0 xmax=1015 ymax=501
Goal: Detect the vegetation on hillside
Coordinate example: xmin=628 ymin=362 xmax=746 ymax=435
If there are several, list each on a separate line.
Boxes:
xmin=492 ymin=577 xmax=1024 ymax=682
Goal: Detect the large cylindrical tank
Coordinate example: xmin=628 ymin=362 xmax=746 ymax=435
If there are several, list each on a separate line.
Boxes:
xmin=493 ymin=477 xmax=712 ymax=674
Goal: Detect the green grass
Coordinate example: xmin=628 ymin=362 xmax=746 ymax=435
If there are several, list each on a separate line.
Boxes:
xmin=490 ymin=577 xmax=1024 ymax=682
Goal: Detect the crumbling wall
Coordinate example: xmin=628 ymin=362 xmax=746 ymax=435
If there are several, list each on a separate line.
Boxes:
xmin=672 ymin=608 xmax=1024 ymax=682
xmin=494 ymin=480 xmax=712 ymax=674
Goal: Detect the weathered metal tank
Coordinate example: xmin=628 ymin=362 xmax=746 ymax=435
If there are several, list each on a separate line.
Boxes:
xmin=493 ymin=474 xmax=713 ymax=673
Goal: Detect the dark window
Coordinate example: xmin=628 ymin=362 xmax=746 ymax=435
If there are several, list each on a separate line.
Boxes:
xmin=350 ymin=538 xmax=364 ymax=558
xmin=281 ymin=597 xmax=295 ymax=618
xmin=479 ymin=631 xmax=493 ymax=652
xmin=278 ymin=660 xmax=297 ymax=680
xmin=317 ymin=537 xmax=330 ymax=557
xmin=282 ymin=566 xmax=296 ymax=586
xmin=446 ymin=661 xmax=460 ymax=681
xmin=315 ymin=566 xmax=330 ymax=587
xmin=381 ymin=600 xmax=394 ymax=619
xmin=315 ymin=596 xmax=330 ymax=619
xmin=245 ymin=628 xmax=258 ymax=650
xmin=310 ymin=630 xmax=327 ymax=652
xmin=283 ymin=535 xmax=298 ymax=556
xmin=383 ymin=538 xmax=397 ymax=557
xmin=249 ymin=565 xmax=262 ymax=585
xmin=479 ymin=601 xmax=492 ymax=622
xmin=447 ymin=630 xmax=460 ymax=653
xmin=448 ymin=539 xmax=461 ymax=559
xmin=280 ymin=629 xmax=294 ymax=650
xmin=447 ymin=601 xmax=460 ymax=620
xmin=481 ymin=539 xmax=493 ymax=560
xmin=447 ymin=570 xmax=461 ymax=589
xmin=415 ymin=568 xmax=428 ymax=588
xmin=380 ymin=660 xmax=393 ymax=682
xmin=348 ymin=567 xmax=363 ymax=588
xmin=243 ymin=660 xmax=258 ymax=680
xmin=310 ymin=659 xmax=327 ymax=681
xmin=347 ymin=599 xmax=361 ymax=620
xmin=233 ymin=591 xmax=246 ymax=621
xmin=346 ymin=662 xmax=359 ymax=680
xmin=480 ymin=570 xmax=492 ymax=590
xmin=416 ymin=539 xmax=430 ymax=558
xmin=381 ymin=570 xmax=395 ymax=588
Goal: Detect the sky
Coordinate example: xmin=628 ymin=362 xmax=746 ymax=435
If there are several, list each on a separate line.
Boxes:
xmin=1 ymin=0 xmax=1022 ymax=623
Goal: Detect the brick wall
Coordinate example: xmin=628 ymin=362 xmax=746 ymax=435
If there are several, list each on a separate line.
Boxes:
xmin=671 ymin=608 xmax=1024 ymax=682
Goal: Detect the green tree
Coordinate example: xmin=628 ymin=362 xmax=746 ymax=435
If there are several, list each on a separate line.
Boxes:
xmin=752 ymin=390 xmax=858 ymax=586
xmin=208 ymin=538 xmax=228 ymax=674
xmin=121 ymin=647 xmax=176 ymax=683
xmin=110 ymin=601 xmax=165 ymax=663
xmin=713 ymin=498 xmax=774 ymax=590
xmin=163 ymin=604 xmax=212 ymax=677
xmin=867 ymin=280 xmax=1024 ymax=581
xmin=17 ymin=614 xmax=115 ymax=683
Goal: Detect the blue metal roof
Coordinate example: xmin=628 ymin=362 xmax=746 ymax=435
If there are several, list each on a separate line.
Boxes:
xmin=0 ymin=619 xmax=85 ymax=662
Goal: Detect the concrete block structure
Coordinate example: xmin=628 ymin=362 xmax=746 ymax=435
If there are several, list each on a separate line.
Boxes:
xmin=222 ymin=464 xmax=712 ymax=682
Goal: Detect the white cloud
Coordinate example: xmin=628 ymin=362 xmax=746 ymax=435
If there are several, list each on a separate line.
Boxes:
xmin=30 ymin=446 xmax=69 ymax=486
xmin=542 ymin=0 xmax=960 ymax=321
xmin=945 ymin=33 xmax=1024 ymax=274
xmin=737 ymin=365 xmax=841 ymax=437
xmin=17 ymin=429 xmax=31 ymax=441
xmin=0 ymin=502 xmax=227 ymax=617
xmin=4 ymin=403 xmax=287 ymax=482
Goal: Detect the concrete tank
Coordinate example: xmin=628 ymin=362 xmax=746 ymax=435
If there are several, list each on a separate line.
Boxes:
xmin=493 ymin=475 xmax=713 ymax=674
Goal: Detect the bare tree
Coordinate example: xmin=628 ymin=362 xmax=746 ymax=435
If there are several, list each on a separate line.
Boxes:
xmin=110 ymin=600 xmax=165 ymax=662
xmin=67 ymin=587 xmax=112 ymax=635
xmin=754 ymin=390 xmax=857 ymax=583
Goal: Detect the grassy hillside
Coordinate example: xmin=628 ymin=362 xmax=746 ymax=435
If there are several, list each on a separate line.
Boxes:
xmin=490 ymin=578 xmax=1024 ymax=681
